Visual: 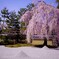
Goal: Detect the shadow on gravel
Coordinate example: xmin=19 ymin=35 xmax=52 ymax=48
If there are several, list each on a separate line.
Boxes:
xmin=34 ymin=44 xmax=58 ymax=49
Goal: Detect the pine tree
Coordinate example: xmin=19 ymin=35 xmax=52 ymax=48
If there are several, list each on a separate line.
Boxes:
xmin=56 ymin=0 xmax=59 ymax=8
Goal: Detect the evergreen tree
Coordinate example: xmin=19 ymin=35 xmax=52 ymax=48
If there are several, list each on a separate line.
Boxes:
xmin=0 ymin=17 xmax=2 ymax=33
xmin=18 ymin=8 xmax=27 ymax=16
xmin=27 ymin=3 xmax=34 ymax=10
xmin=1 ymin=7 xmax=9 ymax=29
xmin=7 ymin=11 xmax=20 ymax=43
xmin=56 ymin=0 xmax=59 ymax=8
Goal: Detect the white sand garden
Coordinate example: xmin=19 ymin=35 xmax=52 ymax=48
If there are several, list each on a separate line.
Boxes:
xmin=0 ymin=46 xmax=59 ymax=59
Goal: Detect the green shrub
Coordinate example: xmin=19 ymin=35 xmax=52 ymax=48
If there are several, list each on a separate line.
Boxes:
xmin=19 ymin=34 xmax=26 ymax=43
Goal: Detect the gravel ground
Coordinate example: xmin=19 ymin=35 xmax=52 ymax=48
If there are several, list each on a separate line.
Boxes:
xmin=0 ymin=46 xmax=59 ymax=59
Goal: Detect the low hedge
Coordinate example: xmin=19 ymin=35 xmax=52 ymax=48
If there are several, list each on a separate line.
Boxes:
xmin=0 ymin=34 xmax=26 ymax=45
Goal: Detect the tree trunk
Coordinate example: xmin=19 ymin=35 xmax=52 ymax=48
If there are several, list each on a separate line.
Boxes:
xmin=26 ymin=33 xmax=31 ymax=44
xmin=44 ymin=37 xmax=47 ymax=46
xmin=57 ymin=3 xmax=59 ymax=8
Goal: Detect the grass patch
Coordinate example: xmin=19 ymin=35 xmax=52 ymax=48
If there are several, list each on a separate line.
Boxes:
xmin=5 ymin=43 xmax=32 ymax=48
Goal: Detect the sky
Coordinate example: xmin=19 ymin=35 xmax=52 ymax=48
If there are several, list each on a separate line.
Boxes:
xmin=0 ymin=0 xmax=58 ymax=13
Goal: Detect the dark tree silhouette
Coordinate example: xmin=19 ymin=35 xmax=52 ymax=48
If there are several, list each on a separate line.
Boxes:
xmin=56 ymin=0 xmax=59 ymax=8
